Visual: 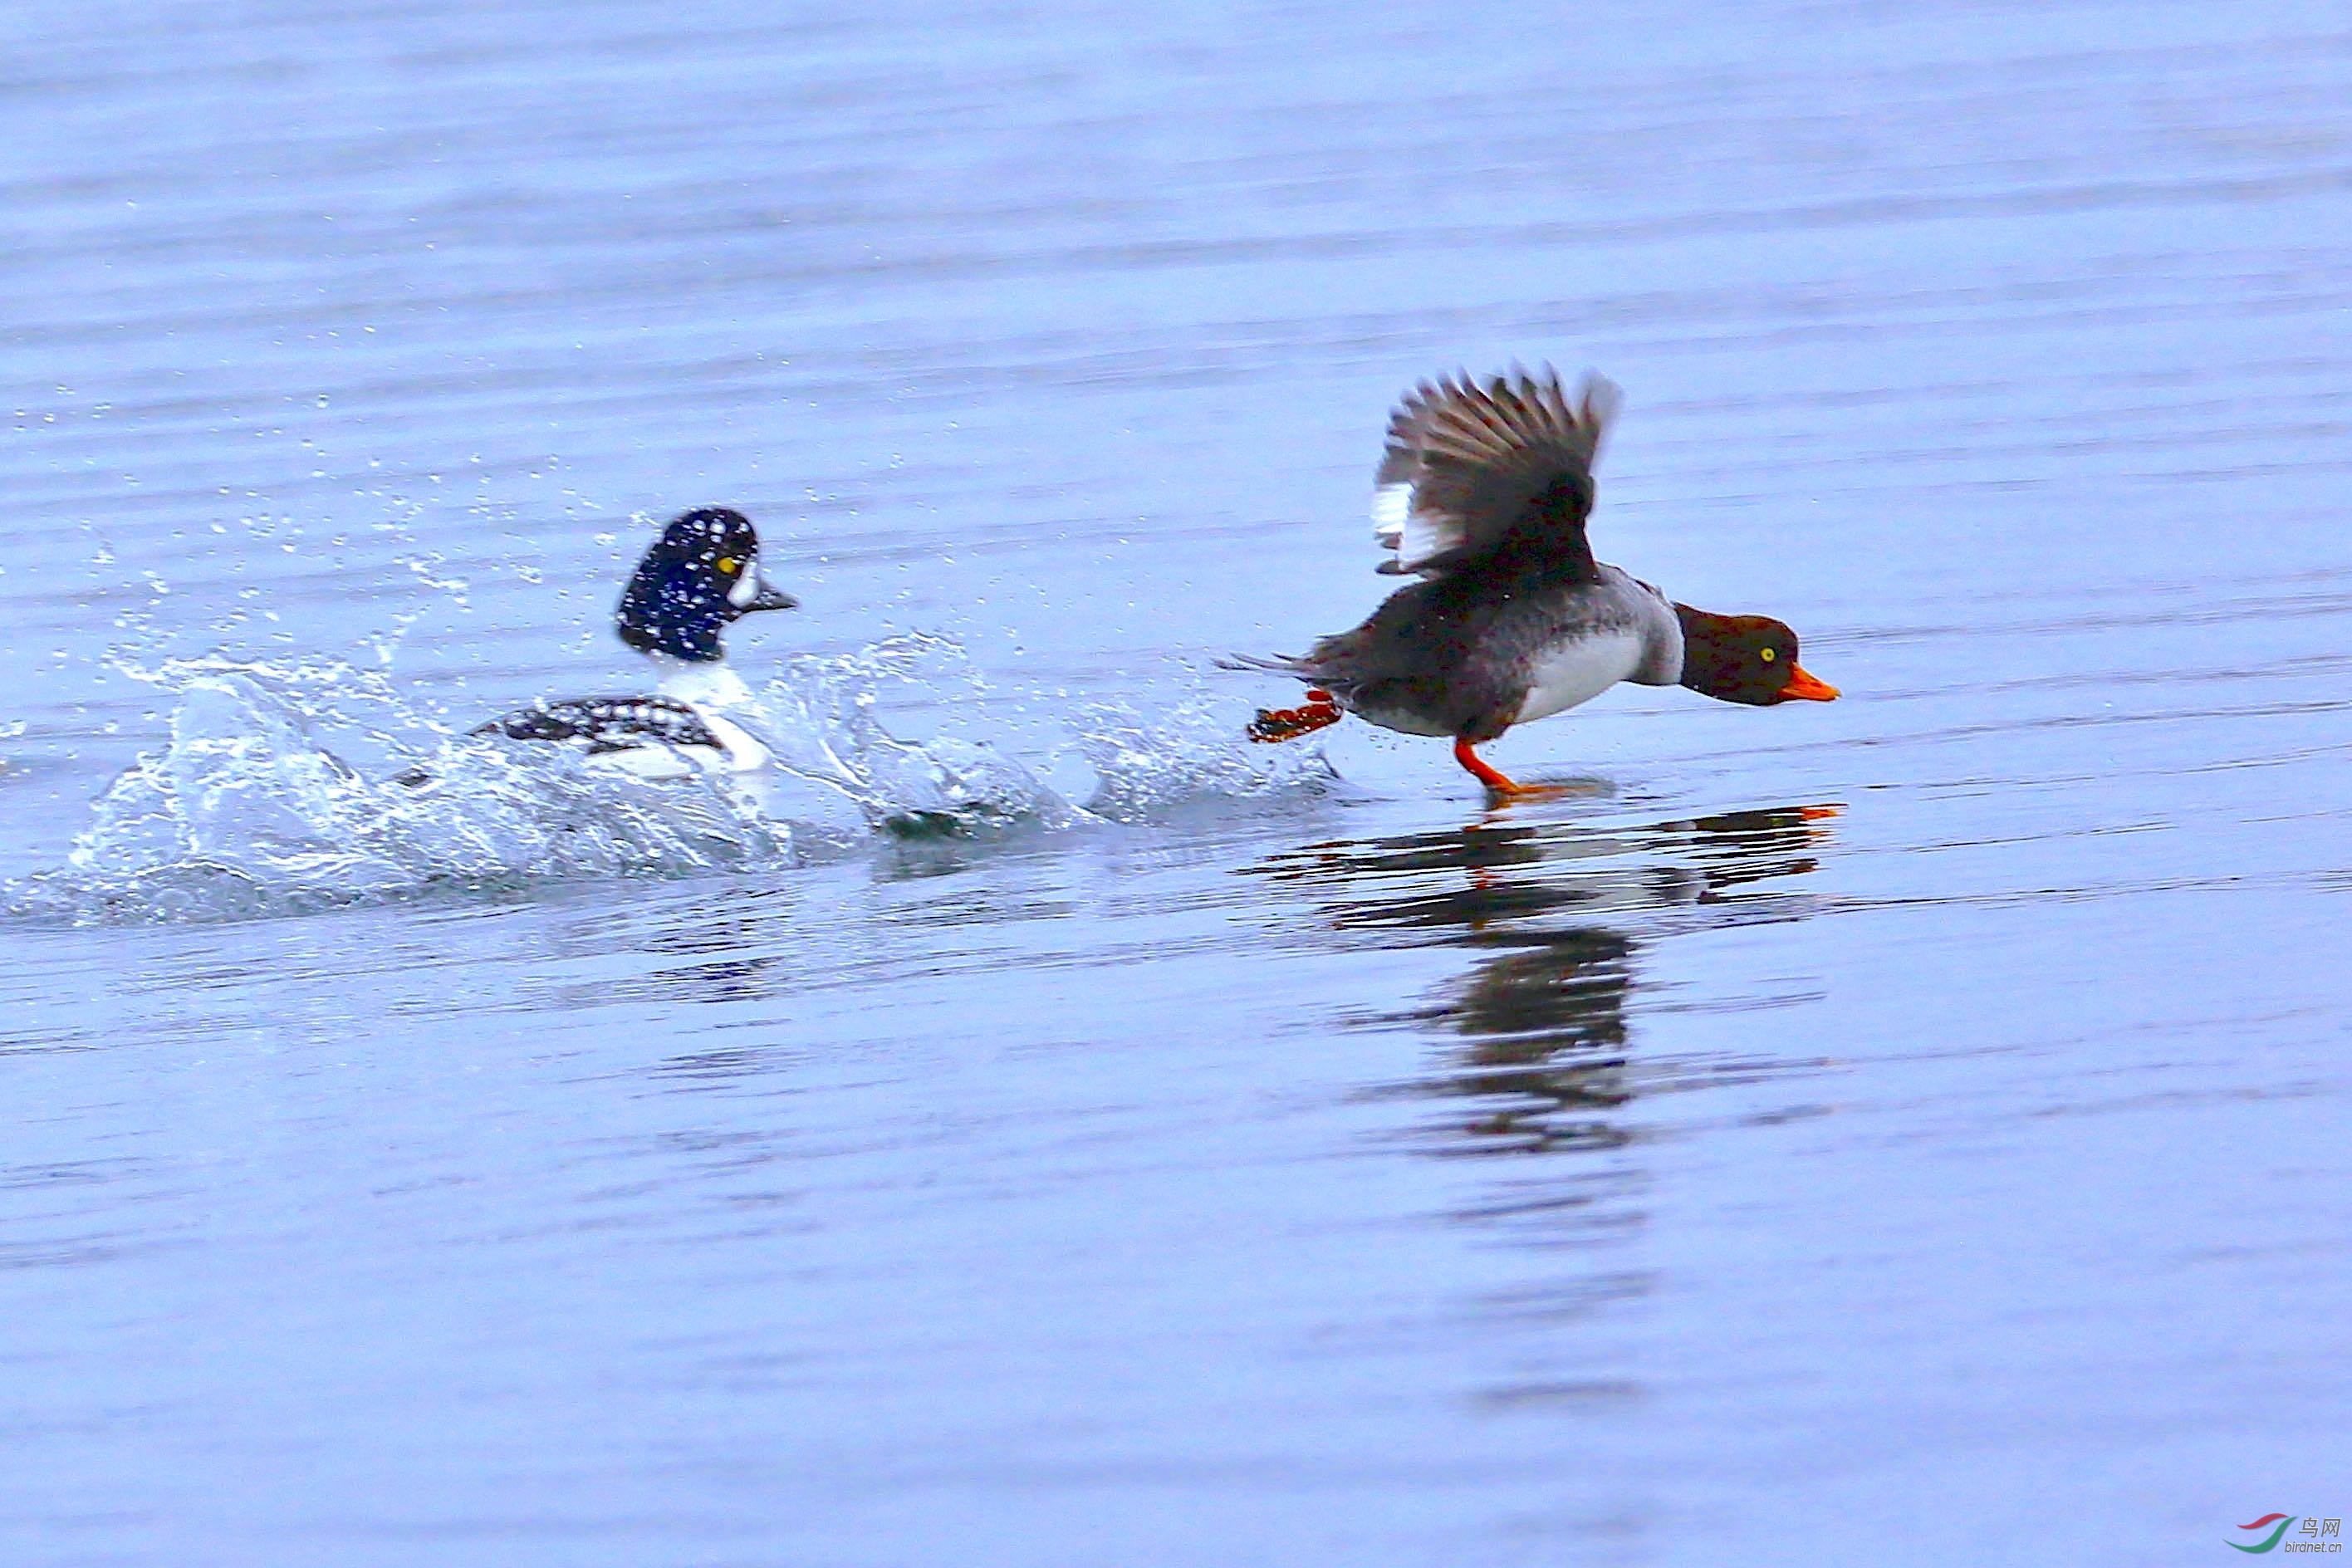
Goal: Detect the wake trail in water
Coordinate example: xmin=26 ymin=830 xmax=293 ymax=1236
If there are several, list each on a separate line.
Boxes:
xmin=5 ymin=636 xmax=1332 ymax=925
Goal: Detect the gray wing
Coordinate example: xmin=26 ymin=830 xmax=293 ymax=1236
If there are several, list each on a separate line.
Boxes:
xmin=1370 ymin=367 xmax=1621 ymax=581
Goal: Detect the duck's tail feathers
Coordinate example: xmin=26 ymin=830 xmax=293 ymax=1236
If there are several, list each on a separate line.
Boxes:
xmin=1214 ymin=652 xmax=1311 ymax=675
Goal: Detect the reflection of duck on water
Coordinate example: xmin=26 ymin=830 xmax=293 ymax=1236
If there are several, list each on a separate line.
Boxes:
xmin=1246 ymin=804 xmax=1836 ymax=1155
xmin=1402 ymin=926 xmax=1639 ymax=1155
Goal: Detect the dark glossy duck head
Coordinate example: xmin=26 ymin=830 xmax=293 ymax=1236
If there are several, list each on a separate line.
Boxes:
xmin=615 ymin=507 xmax=798 ymax=663
xmin=1673 ymin=604 xmax=1839 ymax=706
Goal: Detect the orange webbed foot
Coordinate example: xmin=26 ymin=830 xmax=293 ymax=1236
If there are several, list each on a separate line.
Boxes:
xmin=1248 ymin=689 xmax=1342 ymax=743
xmin=1486 ymin=782 xmax=1577 ymax=805
xmin=1452 ymin=737 xmax=1570 ymax=801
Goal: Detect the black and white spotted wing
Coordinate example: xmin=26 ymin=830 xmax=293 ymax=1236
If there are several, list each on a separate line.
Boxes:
xmin=473 ymin=696 xmax=724 ymax=756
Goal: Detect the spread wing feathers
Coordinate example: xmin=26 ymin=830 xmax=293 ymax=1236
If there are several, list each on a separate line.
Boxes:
xmin=474 ymin=696 xmax=723 ymax=755
xmin=1370 ymin=367 xmax=1621 ymax=579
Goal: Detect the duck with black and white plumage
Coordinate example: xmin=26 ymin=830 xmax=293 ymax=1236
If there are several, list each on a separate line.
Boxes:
xmin=463 ymin=506 xmax=801 ymax=783
xmin=428 ymin=507 xmax=1071 ymax=835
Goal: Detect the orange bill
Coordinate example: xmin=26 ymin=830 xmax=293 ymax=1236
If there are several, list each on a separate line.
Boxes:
xmin=1781 ymin=665 xmax=1840 ymax=702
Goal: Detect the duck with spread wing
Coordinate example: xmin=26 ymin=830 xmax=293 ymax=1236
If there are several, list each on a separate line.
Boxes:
xmin=1226 ymin=368 xmax=1838 ymax=796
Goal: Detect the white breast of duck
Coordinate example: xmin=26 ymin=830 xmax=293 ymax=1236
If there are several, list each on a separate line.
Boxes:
xmin=1513 ymin=566 xmax=1686 ymax=725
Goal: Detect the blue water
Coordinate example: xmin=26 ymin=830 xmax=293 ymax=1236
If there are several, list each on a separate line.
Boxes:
xmin=6 ymin=0 xmax=2351 ymax=1561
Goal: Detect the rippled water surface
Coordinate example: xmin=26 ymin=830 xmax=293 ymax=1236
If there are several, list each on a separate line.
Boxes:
xmin=7 ymin=1 xmax=2352 ymax=1561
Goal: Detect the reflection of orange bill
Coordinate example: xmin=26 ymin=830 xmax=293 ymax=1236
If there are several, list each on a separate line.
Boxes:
xmin=1799 ymin=804 xmax=1844 ymax=823
xmin=1781 ymin=665 xmax=1840 ymax=702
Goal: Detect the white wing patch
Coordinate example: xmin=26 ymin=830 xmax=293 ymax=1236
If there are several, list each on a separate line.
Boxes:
xmin=1370 ymin=481 xmax=1458 ymax=573
xmin=1370 ymin=482 xmax=1412 ymax=549
xmin=1398 ymin=498 xmax=1452 ymax=574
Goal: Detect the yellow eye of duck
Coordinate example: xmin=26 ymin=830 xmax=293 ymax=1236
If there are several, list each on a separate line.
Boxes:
xmin=716 ymin=556 xmax=739 ymax=576
xmin=1759 ymin=647 xmax=1776 ymax=664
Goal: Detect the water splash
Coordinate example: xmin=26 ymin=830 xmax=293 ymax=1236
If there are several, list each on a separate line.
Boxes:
xmin=751 ymin=639 xmax=1335 ymax=828
xmin=1075 ymin=696 xmax=1338 ymax=822
xmin=7 ymin=639 xmax=1338 ymax=925
xmin=748 ymin=634 xmax=1090 ymax=835
xmin=7 ymin=657 xmax=799 ymax=925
